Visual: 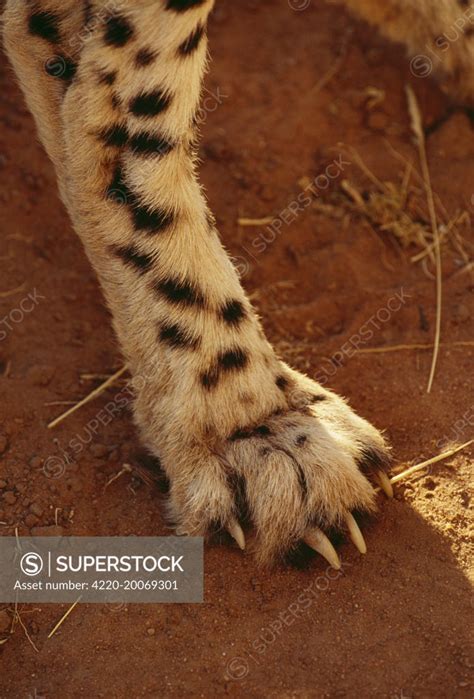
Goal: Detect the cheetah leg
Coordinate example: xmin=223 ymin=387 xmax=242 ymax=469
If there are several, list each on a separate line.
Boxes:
xmin=4 ymin=0 xmax=392 ymax=565
xmin=341 ymin=0 xmax=474 ymax=102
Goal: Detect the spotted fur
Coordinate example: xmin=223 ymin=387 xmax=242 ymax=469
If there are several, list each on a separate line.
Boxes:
xmin=28 ymin=11 xmax=60 ymax=43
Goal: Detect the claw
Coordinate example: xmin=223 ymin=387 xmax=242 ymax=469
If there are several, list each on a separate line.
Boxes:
xmin=304 ymin=528 xmax=341 ymax=570
xmin=376 ymin=470 xmax=393 ymax=498
xmin=344 ymin=512 xmax=367 ymax=554
xmin=227 ymin=518 xmax=245 ymax=550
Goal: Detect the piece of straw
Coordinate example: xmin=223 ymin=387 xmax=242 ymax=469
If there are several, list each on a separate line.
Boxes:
xmin=0 ymin=282 xmax=27 ymax=299
xmin=406 ymin=85 xmax=442 ymax=393
xmin=48 ymin=365 xmax=128 ymax=429
xmin=390 ymin=439 xmax=473 ymax=484
xmin=47 ymin=597 xmax=82 ymax=639
xmin=15 ymin=611 xmax=39 ymax=653
xmin=237 ymin=217 xmax=274 ymax=227
xmin=354 ymin=341 xmax=474 ymax=355
xmin=104 ymin=463 xmax=132 ymax=491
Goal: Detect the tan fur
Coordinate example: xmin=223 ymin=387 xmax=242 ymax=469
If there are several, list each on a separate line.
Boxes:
xmin=3 ymin=0 xmax=471 ymax=562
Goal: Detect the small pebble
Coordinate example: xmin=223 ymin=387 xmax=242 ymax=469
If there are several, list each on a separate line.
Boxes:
xmin=25 ymin=514 xmax=39 ymax=528
xmin=2 ymin=491 xmax=17 ymax=506
xmin=29 ymin=502 xmax=44 ymax=517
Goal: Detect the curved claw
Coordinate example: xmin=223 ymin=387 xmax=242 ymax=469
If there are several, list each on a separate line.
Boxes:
xmin=344 ymin=512 xmax=367 ymax=554
xmin=376 ymin=470 xmax=394 ymax=498
xmin=304 ymin=528 xmax=341 ymax=570
xmin=227 ymin=518 xmax=245 ymax=550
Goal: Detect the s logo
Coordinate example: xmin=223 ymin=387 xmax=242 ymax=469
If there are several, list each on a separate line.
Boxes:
xmin=20 ymin=552 xmax=44 ymax=576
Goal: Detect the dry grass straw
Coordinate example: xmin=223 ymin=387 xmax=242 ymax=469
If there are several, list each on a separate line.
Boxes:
xmin=320 ymin=145 xmax=471 ymax=268
xmin=238 ymin=216 xmax=274 ymax=227
xmin=355 ymin=340 xmax=474 ymax=355
xmin=315 ymin=137 xmax=472 ymax=274
xmin=48 ymin=365 xmax=128 ymax=429
xmin=104 ymin=463 xmax=133 ymax=491
xmin=15 ymin=609 xmax=39 ymax=652
xmin=0 ymin=282 xmax=27 ymax=299
xmin=405 ymin=85 xmax=441 ymax=393
xmin=47 ymin=597 xmax=82 ymax=639
xmin=390 ymin=439 xmax=473 ymax=484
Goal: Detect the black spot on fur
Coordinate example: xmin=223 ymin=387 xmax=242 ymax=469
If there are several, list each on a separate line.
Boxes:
xmin=166 ymin=0 xmax=207 ymax=12
xmin=111 ymin=93 xmax=121 ymax=110
xmin=62 ymin=58 xmax=78 ymax=82
xmin=229 ymin=428 xmax=253 ymax=441
xmin=155 ymin=277 xmax=205 ymax=307
xmin=159 ymin=322 xmax=200 ymax=350
xmin=132 ymin=205 xmax=174 ymax=234
xmin=106 ymin=167 xmax=174 ymax=233
xmin=29 ymin=11 xmax=60 ymax=43
xmin=178 ymin=24 xmax=205 ymax=55
xmin=254 ymin=425 xmax=271 ymax=437
xmin=229 ymin=423 xmax=271 ymax=441
xmin=104 ymin=14 xmax=134 ymax=47
xmin=276 ymin=375 xmax=289 ymax=390
xmin=200 ymin=368 xmax=219 ymax=390
xmin=296 ymin=434 xmax=308 ymax=446
xmin=129 ymin=132 xmax=175 ymax=156
xmin=106 ymin=166 xmax=131 ymax=204
xmin=220 ymin=348 xmax=248 ymax=371
xmin=220 ymin=299 xmax=246 ymax=326
xmin=135 ymin=48 xmax=157 ymax=67
xmin=100 ymin=124 xmax=129 ymax=147
xmin=130 ymin=89 xmax=171 ymax=117
xmin=310 ymin=394 xmax=326 ymax=403
xmin=98 ymin=69 xmax=117 ymax=86
xmin=45 ymin=56 xmax=77 ymax=82
xmin=201 ymin=348 xmax=249 ymax=390
xmin=112 ymin=245 xmax=154 ymax=274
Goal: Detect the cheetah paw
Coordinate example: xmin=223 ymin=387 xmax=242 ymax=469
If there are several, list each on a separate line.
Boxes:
xmin=155 ymin=368 xmax=393 ymax=568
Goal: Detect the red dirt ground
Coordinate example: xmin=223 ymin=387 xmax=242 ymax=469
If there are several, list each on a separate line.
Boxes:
xmin=0 ymin=1 xmax=473 ymax=697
